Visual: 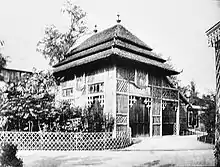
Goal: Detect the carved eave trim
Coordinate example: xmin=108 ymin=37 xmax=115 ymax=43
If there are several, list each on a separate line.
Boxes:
xmin=206 ymin=21 xmax=220 ymax=47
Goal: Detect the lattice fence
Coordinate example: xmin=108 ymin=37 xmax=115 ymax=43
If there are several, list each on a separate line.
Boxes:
xmin=0 ymin=131 xmax=131 ymax=151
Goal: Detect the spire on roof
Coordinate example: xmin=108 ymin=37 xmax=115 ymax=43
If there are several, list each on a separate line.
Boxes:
xmin=116 ymin=14 xmax=121 ymax=24
xmin=94 ymin=25 xmax=98 ymax=33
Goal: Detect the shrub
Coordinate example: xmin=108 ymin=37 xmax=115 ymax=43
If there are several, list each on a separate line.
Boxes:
xmin=0 ymin=142 xmax=23 ymax=167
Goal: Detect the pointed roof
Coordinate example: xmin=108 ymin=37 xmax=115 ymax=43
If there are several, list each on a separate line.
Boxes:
xmin=53 ymin=24 xmax=179 ymax=75
xmin=68 ymin=24 xmax=153 ymax=55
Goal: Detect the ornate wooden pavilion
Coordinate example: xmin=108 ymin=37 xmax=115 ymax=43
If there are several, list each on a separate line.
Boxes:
xmin=53 ymin=24 xmax=188 ymax=137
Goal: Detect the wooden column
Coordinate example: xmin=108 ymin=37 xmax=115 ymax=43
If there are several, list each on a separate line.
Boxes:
xmin=112 ymin=65 xmax=117 ymax=138
xmin=176 ymin=91 xmax=180 ymax=135
xmin=150 ymin=98 xmax=153 ymax=137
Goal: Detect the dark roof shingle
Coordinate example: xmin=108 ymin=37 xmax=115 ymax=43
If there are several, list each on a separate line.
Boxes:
xmin=67 ymin=24 xmax=153 ymax=56
xmin=53 ymin=24 xmax=178 ymax=75
xmin=53 ymin=47 xmax=179 ymax=75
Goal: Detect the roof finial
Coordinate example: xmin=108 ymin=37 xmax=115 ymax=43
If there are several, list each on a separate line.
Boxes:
xmin=116 ymin=13 xmax=121 ymax=24
xmin=94 ymin=25 xmax=98 ymax=33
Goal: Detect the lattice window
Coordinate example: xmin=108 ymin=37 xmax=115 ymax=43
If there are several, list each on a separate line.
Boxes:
xmin=117 ymin=80 xmax=128 ymax=92
xmin=88 ymin=82 xmax=104 ymax=94
xmin=88 ymin=95 xmax=104 ymax=107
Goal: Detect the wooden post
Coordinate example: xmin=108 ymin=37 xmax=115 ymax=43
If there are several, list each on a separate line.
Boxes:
xmin=150 ymin=94 xmax=153 ymax=137
xmin=176 ymin=91 xmax=180 ymax=135
xmin=112 ymin=65 xmax=117 ymax=138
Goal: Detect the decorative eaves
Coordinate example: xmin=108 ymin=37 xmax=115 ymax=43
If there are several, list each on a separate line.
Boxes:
xmin=206 ymin=21 xmax=220 ymax=47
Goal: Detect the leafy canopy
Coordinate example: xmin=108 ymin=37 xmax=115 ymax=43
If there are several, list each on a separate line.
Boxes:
xmin=37 ymin=0 xmax=87 ymax=66
xmin=0 ymin=41 xmax=7 ymax=69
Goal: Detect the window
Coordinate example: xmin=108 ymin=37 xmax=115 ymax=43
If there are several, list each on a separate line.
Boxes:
xmin=62 ymin=88 xmax=73 ymax=97
xmin=88 ymin=82 xmax=104 ymax=94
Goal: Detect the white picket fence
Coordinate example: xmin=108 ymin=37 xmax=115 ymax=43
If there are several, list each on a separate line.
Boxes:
xmin=0 ymin=130 xmax=131 ymax=151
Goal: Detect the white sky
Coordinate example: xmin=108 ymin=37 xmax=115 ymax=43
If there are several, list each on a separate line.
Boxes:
xmin=0 ymin=0 xmax=219 ymax=95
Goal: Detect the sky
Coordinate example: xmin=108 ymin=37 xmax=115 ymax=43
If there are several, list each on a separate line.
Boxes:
xmin=0 ymin=0 xmax=220 ymax=95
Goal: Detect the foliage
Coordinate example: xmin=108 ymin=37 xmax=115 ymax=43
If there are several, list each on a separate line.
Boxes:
xmin=214 ymin=140 xmax=220 ymax=167
xmin=83 ymin=100 xmax=114 ymax=132
xmin=0 ymin=40 xmax=6 ymax=69
xmin=37 ymin=0 xmax=87 ymax=66
xmin=0 ymin=69 xmax=57 ymax=131
xmin=164 ymin=56 xmax=180 ymax=87
xmin=0 ymin=142 xmax=23 ymax=167
xmin=0 ymin=70 xmax=114 ymax=132
xmin=198 ymin=94 xmax=216 ymax=135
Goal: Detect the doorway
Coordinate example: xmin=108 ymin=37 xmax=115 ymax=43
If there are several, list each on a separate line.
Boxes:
xmin=162 ymin=101 xmax=177 ymax=135
xmin=129 ymin=97 xmax=150 ymax=137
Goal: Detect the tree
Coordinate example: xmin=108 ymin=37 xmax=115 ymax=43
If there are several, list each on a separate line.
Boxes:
xmin=0 ymin=69 xmax=57 ymax=131
xmin=163 ymin=56 xmax=181 ymax=88
xmin=37 ymin=0 xmax=87 ymax=66
xmin=0 ymin=40 xmax=7 ymax=70
xmin=199 ymin=94 xmax=216 ymax=135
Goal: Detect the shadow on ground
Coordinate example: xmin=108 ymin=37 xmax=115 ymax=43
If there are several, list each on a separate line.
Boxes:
xmin=30 ymin=155 xmax=113 ymax=167
xmin=133 ymin=160 xmax=175 ymax=167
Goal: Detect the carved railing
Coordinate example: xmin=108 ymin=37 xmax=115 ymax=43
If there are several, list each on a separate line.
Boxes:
xmin=0 ymin=130 xmax=131 ymax=151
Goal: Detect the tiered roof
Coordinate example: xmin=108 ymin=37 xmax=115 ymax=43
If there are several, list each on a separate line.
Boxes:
xmin=53 ymin=24 xmax=179 ymax=75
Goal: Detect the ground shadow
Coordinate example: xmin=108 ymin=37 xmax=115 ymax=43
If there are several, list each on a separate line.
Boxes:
xmin=30 ymin=155 xmax=113 ymax=167
xmin=159 ymin=164 xmax=175 ymax=167
xmin=133 ymin=160 xmax=160 ymax=167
